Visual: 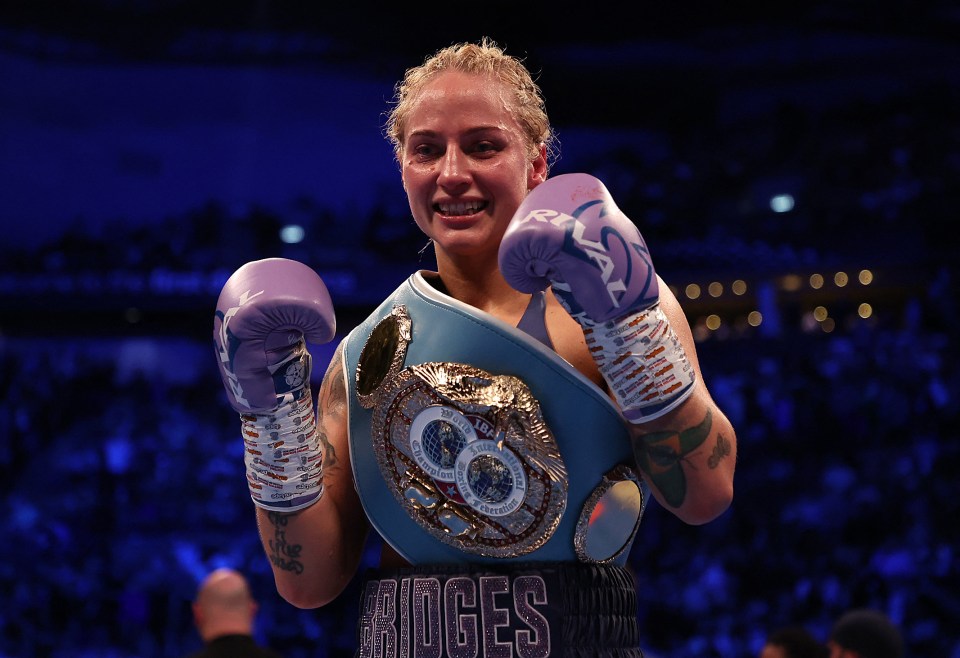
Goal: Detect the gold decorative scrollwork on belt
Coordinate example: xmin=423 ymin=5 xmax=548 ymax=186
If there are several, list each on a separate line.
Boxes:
xmin=355 ymin=306 xmax=568 ymax=557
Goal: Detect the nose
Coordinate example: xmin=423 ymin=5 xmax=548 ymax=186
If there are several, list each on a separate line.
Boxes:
xmin=437 ymin=147 xmax=470 ymax=191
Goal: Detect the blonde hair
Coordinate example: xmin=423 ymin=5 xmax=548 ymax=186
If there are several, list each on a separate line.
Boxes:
xmin=384 ymin=37 xmax=557 ymax=169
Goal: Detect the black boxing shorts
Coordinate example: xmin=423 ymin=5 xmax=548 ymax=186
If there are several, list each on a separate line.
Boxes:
xmin=356 ymin=561 xmax=644 ymax=658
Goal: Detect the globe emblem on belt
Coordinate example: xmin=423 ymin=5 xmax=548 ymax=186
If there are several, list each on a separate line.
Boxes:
xmin=409 ymin=405 xmax=478 ymax=483
xmin=467 ymin=454 xmax=514 ymax=501
xmin=421 ymin=420 xmax=468 ymax=474
xmin=409 ymin=405 xmax=527 ymax=517
xmin=455 ymin=440 xmax=527 ymax=517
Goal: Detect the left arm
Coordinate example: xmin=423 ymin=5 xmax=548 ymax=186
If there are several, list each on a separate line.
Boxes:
xmin=627 ymin=279 xmax=736 ymax=525
xmin=500 ymin=172 xmax=737 ymax=525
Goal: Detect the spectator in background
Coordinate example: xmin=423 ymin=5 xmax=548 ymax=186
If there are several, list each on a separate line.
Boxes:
xmin=760 ymin=626 xmax=828 ymax=658
xmin=827 ymin=609 xmax=903 ymax=658
xmin=184 ymin=567 xmax=284 ymax=658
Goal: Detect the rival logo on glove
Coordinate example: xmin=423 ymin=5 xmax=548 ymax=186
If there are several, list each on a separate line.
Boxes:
xmin=515 ymin=201 xmax=657 ymax=315
xmin=215 ymin=288 xmax=266 ymax=409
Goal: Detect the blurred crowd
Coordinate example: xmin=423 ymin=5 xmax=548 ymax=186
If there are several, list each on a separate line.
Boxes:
xmin=3 ymin=79 xmax=956 ymax=293
xmin=1 ymin=276 xmax=957 ymax=657
xmin=1 ymin=79 xmax=958 ymax=658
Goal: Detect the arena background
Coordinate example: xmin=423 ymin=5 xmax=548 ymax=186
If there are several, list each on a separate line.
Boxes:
xmin=1 ymin=1 xmax=958 ymax=656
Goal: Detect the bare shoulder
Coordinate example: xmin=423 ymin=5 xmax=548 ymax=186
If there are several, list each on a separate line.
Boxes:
xmin=542 ymin=289 xmax=606 ymax=389
xmin=319 ymin=342 xmax=347 ymax=412
xmin=317 ymin=341 xmax=349 ymax=471
xmin=655 ymin=276 xmax=688 ymax=325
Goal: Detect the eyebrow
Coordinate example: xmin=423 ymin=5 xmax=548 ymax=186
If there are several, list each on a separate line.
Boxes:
xmin=407 ymin=125 xmax=506 ymax=140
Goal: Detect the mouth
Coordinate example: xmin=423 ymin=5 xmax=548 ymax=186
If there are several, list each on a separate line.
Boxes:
xmin=434 ymin=200 xmax=488 ymax=217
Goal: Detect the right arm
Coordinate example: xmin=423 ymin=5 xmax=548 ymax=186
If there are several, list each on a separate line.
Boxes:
xmin=256 ymin=342 xmax=370 ymax=608
xmin=212 ymin=257 xmax=369 ymax=609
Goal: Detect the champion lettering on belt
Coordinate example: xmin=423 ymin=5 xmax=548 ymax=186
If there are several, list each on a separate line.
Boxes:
xmin=358 ymin=571 xmax=556 ymax=658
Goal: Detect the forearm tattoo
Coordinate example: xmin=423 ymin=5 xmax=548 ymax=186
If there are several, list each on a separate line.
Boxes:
xmin=316 ymin=346 xmax=346 ymax=470
xmin=631 ymin=409 xmax=717 ymax=509
xmin=265 ymin=511 xmax=304 ymax=575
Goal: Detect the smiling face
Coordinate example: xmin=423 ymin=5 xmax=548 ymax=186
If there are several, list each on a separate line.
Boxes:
xmin=399 ymin=69 xmax=547 ymax=268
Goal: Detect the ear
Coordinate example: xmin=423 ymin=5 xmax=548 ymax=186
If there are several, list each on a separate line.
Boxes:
xmin=528 ymin=143 xmax=548 ymax=188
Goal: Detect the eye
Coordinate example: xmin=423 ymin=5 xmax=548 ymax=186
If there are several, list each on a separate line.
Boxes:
xmin=406 ymin=138 xmax=441 ymax=161
xmin=413 ymin=143 xmax=439 ymax=158
xmin=470 ymin=140 xmax=500 ymax=156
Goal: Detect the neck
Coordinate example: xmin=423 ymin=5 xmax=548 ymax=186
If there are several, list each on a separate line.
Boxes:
xmin=431 ymin=263 xmax=532 ymax=324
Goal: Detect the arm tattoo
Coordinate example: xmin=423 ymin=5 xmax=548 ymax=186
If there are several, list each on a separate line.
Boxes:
xmin=261 ymin=350 xmax=344 ymax=579
xmin=707 ymin=433 xmax=732 ymax=469
xmin=631 ymin=409 xmax=712 ymax=509
xmin=315 ymin=346 xmax=345 ymax=469
xmin=265 ymin=511 xmax=304 ymax=575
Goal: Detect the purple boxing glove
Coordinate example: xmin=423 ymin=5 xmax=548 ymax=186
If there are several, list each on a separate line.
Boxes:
xmin=213 ymin=258 xmax=336 ymax=511
xmin=214 ymin=258 xmax=336 ymax=414
xmin=499 ymin=173 xmax=696 ymax=423
xmin=499 ymin=172 xmax=658 ymax=322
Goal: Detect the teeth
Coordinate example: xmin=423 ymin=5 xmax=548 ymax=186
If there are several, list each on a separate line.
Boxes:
xmin=439 ymin=201 xmax=483 ymax=216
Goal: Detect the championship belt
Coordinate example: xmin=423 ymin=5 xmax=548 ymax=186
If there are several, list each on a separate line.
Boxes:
xmin=343 ymin=272 xmax=646 ymax=565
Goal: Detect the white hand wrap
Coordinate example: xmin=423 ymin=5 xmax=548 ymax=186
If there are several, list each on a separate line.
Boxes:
xmin=583 ymin=302 xmax=697 ymax=423
xmin=241 ymin=385 xmax=324 ymax=512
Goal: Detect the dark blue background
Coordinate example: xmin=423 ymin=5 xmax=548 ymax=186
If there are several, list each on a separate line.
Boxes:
xmin=1 ymin=2 xmax=958 ymax=656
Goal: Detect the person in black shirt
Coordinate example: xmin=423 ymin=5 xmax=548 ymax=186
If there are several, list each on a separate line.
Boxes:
xmin=184 ymin=567 xmax=284 ymax=658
